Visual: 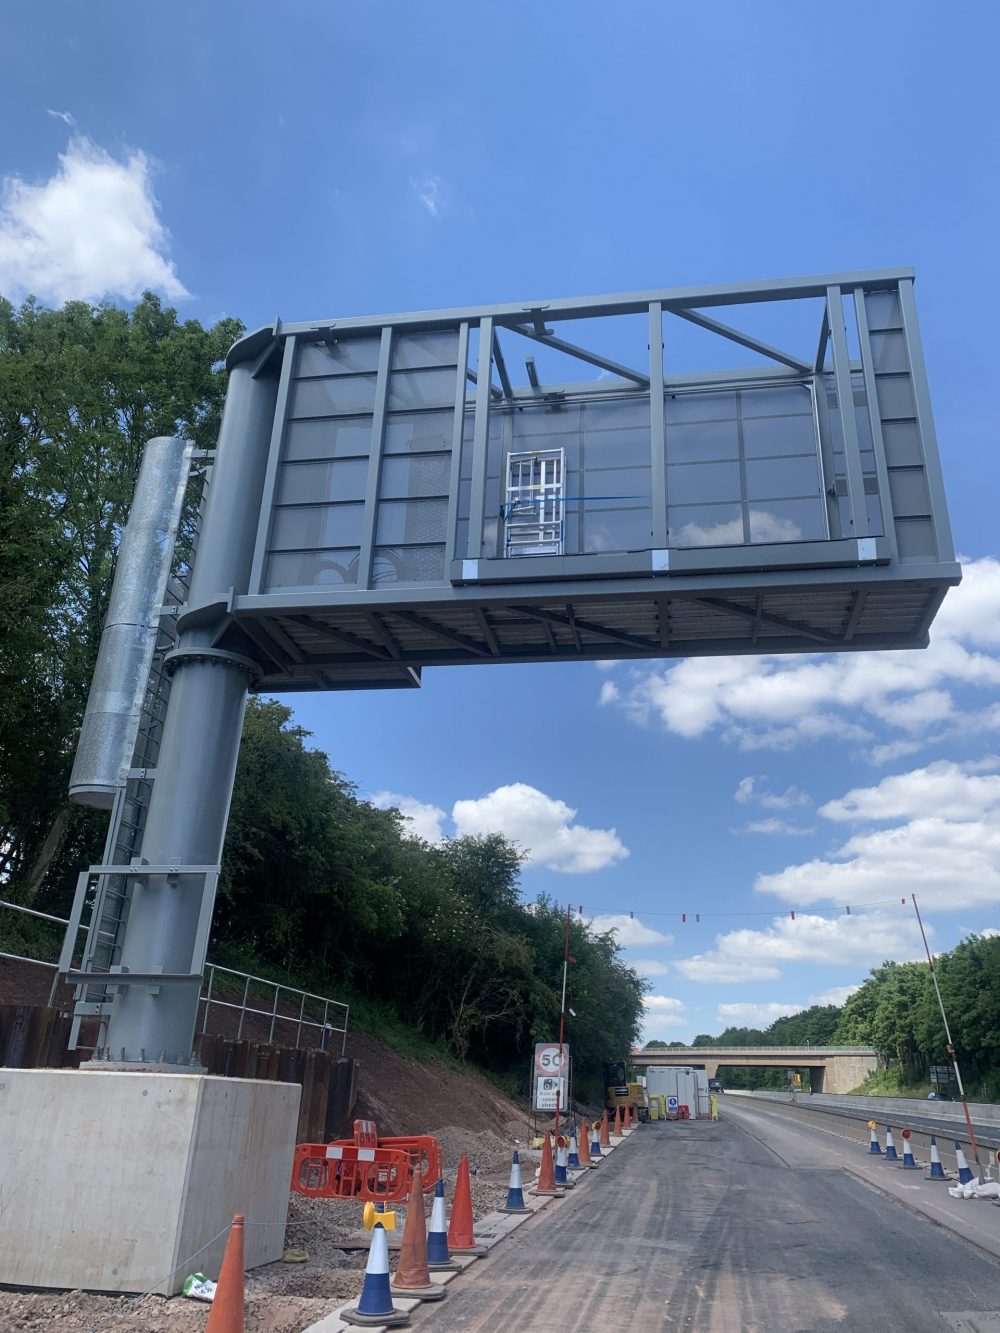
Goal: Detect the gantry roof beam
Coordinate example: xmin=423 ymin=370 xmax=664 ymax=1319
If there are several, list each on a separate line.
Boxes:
xmin=239 ymin=269 xmax=915 ymax=359
xmin=671 ymin=308 xmax=812 ymax=374
xmin=506 ymin=323 xmax=650 ymax=388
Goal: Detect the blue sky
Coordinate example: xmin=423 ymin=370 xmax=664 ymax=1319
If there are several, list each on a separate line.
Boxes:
xmin=3 ymin=1 xmax=999 ymax=1042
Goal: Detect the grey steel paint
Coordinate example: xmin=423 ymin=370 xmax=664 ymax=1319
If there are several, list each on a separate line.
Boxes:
xmin=69 ymin=436 xmax=192 ymax=807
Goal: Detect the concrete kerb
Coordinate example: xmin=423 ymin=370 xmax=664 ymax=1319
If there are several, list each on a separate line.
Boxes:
xmin=301 ymin=1131 xmax=638 ymax=1333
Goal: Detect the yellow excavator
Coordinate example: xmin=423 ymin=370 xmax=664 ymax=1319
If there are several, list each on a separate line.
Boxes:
xmin=603 ymin=1059 xmax=648 ymax=1122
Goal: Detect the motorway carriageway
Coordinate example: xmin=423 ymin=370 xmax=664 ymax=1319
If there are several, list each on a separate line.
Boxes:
xmin=409 ymin=1100 xmax=1000 ymax=1333
xmin=727 ymin=1090 xmax=1000 ymax=1161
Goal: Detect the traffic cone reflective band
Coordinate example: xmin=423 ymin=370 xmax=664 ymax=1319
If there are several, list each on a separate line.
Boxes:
xmin=900 ymin=1133 xmax=918 ymax=1170
xmin=567 ymin=1128 xmax=580 ymax=1169
xmin=447 ymin=1153 xmax=487 ymax=1257
xmin=500 ymin=1150 xmax=532 ymax=1213
xmin=868 ymin=1124 xmax=881 ymax=1155
xmin=884 ymin=1128 xmax=898 ymax=1161
xmin=927 ymin=1136 xmax=947 ymax=1180
xmin=532 ymin=1130 xmax=562 ymax=1196
xmin=600 ymin=1111 xmax=611 ymax=1148
xmin=577 ymin=1117 xmax=594 ymax=1168
xmin=426 ymin=1179 xmax=459 ymax=1270
xmin=553 ymin=1138 xmax=568 ymax=1186
xmin=390 ymin=1165 xmax=445 ymax=1301
xmin=205 ymin=1214 xmax=245 ymax=1333
xmin=343 ymin=1224 xmax=411 ymax=1327
xmin=954 ymin=1142 xmax=974 ymax=1185
xmin=590 ymin=1119 xmax=603 ymax=1158
xmin=612 ymin=1107 xmax=622 ymax=1137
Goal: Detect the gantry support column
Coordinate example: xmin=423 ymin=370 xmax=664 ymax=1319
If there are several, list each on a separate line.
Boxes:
xmin=98 ymin=355 xmax=280 ymax=1065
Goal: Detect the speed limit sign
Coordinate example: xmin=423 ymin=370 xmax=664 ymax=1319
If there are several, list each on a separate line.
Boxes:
xmin=534 ymin=1043 xmax=570 ymax=1075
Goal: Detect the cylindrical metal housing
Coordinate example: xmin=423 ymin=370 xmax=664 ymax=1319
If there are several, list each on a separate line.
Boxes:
xmin=69 ymin=436 xmax=192 ymax=807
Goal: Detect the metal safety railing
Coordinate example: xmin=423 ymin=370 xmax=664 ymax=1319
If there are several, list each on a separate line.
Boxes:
xmin=0 ymin=897 xmax=348 ymax=1054
xmin=0 ymin=896 xmax=77 ymax=971
xmin=199 ymin=962 xmax=349 ymax=1054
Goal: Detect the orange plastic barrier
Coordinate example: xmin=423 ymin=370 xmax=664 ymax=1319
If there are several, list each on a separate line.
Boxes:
xmin=378 ymin=1135 xmax=442 ymax=1193
xmin=291 ymin=1141 xmax=412 ymax=1202
xmin=291 ymin=1119 xmax=441 ymax=1202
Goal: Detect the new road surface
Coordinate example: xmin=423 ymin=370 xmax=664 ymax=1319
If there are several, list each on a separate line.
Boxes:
xmin=412 ymin=1101 xmax=1000 ymax=1332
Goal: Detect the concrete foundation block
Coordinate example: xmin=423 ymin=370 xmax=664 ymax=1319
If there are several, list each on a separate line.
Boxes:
xmin=0 ymin=1068 xmax=300 ymax=1294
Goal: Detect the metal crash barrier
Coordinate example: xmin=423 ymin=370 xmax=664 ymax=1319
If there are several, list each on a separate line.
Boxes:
xmin=291 ymin=1118 xmax=442 ymax=1203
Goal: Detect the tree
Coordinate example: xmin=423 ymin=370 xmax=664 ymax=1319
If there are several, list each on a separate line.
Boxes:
xmin=0 ymin=293 xmax=241 ymax=902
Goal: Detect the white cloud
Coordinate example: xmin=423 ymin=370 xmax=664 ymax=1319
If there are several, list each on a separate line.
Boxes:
xmin=869 ymin=740 xmax=925 ymax=766
xmin=735 ymin=777 xmax=810 ymax=809
xmin=808 ymin=984 xmax=860 ymax=1007
xmin=0 ymin=136 xmax=189 ymax=304
xmin=756 ymin=814 xmax=1000 ymax=912
xmin=643 ymin=994 xmax=687 ymax=1037
xmin=674 ymin=911 xmax=925 ymax=984
xmin=747 ymin=758 xmax=1000 ymax=914
xmin=981 ymin=927 xmax=1000 ymax=939
xmin=738 ymin=818 xmax=816 ymax=837
xmin=632 ymin=958 xmax=670 ymax=977
xmin=410 ymin=175 xmax=443 ymax=217
xmin=599 ymin=680 xmax=620 ymax=705
xmin=452 ymin=783 xmax=628 ymax=873
xmin=716 ymin=1001 xmax=802 ymax=1027
xmin=602 ymin=557 xmax=1000 ymax=751
xmin=673 ymin=955 xmax=782 ymax=984
xmin=645 ymin=995 xmax=686 ymax=1014
xmin=370 ymin=791 xmax=447 ymax=843
xmin=819 ymin=759 xmax=1000 ymax=823
xmin=46 ymin=109 xmax=76 ymax=127
xmin=588 ymin=914 xmax=671 ymax=948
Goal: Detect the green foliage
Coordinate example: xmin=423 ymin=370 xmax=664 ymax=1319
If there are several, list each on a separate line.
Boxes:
xmin=849 ymin=1067 xmax=932 ymax=1098
xmin=216 ymin=698 xmax=645 ymax=1099
xmin=0 ymin=293 xmax=241 ymax=900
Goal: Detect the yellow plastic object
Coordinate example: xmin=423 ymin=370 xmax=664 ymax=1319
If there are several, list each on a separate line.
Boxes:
xmin=649 ymin=1100 xmax=659 ymax=1121
xmin=710 ymin=1094 xmax=719 ymax=1121
xmin=362 ymin=1202 xmax=397 ymax=1231
xmin=530 ymin=1135 xmax=545 ymax=1149
xmin=867 ymin=1120 xmax=877 ymax=1130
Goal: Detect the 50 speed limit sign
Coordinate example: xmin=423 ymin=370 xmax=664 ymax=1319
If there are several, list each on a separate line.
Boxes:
xmin=534 ymin=1043 xmax=570 ymax=1076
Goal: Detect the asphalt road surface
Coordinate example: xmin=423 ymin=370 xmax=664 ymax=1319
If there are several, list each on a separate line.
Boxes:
xmin=412 ymin=1109 xmax=1000 ymax=1332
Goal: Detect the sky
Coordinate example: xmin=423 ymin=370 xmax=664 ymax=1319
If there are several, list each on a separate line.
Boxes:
xmin=2 ymin=1 xmax=999 ymax=1044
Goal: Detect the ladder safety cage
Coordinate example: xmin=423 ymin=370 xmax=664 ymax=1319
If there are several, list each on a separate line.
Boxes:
xmin=503 ymin=448 xmax=565 ymax=557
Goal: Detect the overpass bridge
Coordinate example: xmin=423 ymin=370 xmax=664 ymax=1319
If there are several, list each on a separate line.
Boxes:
xmin=632 ymin=1045 xmax=877 ymax=1094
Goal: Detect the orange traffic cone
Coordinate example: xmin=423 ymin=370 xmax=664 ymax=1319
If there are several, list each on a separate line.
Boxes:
xmin=448 ymin=1153 xmax=487 ymax=1257
xmin=531 ymin=1131 xmax=563 ymax=1196
xmin=623 ymin=1104 xmax=631 ymax=1131
xmin=391 ymin=1166 xmax=445 ymax=1302
xmin=612 ymin=1106 xmax=622 ymax=1137
xmin=205 ymin=1214 xmax=245 ymax=1333
xmin=599 ymin=1111 xmax=611 ymax=1148
xmin=577 ymin=1115 xmax=593 ymax=1168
